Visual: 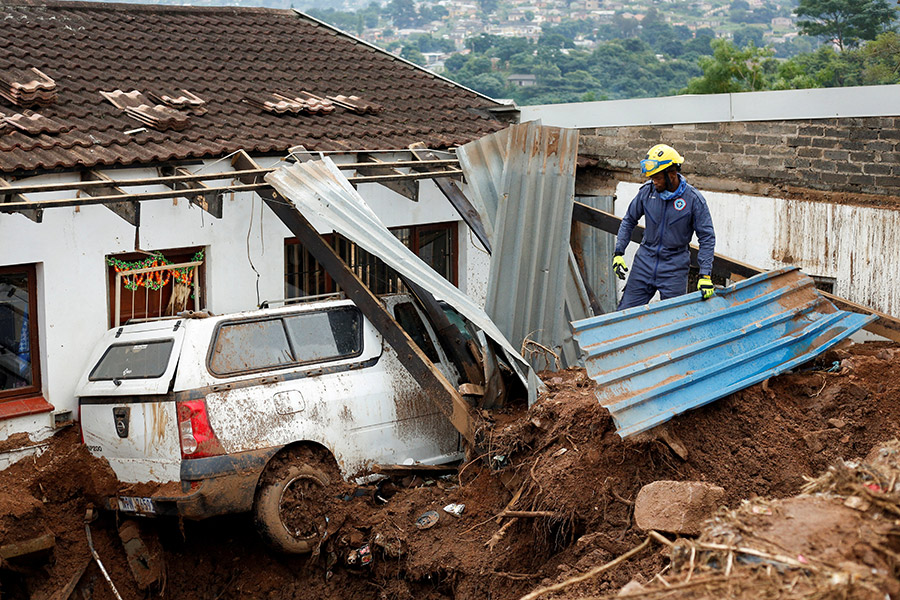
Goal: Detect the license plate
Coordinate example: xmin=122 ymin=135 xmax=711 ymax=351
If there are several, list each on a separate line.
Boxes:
xmin=117 ymin=496 xmax=156 ymax=514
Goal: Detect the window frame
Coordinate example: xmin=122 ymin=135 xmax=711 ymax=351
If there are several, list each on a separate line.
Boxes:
xmin=0 ymin=263 xmax=42 ymax=402
xmin=284 ymin=221 xmax=459 ymax=300
xmin=106 ymin=246 xmax=206 ymax=328
xmin=206 ymin=306 xmax=365 ymax=378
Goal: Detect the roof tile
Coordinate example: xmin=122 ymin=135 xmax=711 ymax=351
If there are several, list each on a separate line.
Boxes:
xmin=0 ymin=1 xmax=504 ymax=173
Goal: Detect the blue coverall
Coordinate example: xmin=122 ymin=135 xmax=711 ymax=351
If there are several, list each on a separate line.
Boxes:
xmin=615 ymin=175 xmax=716 ymax=310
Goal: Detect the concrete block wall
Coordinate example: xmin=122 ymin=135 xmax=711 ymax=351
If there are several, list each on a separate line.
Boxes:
xmin=578 ymin=117 xmax=900 ymax=196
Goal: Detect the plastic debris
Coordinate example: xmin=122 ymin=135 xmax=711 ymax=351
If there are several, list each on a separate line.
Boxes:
xmin=346 ymin=544 xmax=372 ymax=566
xmin=443 ymin=503 xmax=465 ymax=517
xmin=415 ymin=510 xmax=440 ymax=530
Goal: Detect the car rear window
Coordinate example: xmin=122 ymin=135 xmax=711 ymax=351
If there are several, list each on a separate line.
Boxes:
xmin=208 ymin=307 xmax=362 ymax=377
xmin=89 ymin=340 xmax=175 ymax=381
xmin=283 ymin=308 xmax=362 ymax=363
xmin=209 ymin=318 xmax=294 ymax=375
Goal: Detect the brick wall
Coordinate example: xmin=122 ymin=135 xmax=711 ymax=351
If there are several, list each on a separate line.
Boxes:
xmin=577 ymin=117 xmax=900 ymax=197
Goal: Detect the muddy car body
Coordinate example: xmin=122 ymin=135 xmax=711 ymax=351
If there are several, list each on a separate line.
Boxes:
xmin=77 ymin=295 xmax=462 ymax=551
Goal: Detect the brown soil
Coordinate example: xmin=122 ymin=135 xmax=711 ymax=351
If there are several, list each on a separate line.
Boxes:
xmin=1 ymin=341 xmax=899 ymax=600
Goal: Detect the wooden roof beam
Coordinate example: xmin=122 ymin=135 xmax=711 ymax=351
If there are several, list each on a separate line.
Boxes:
xmin=0 ymin=177 xmax=41 ymax=222
xmin=355 ymin=153 xmax=419 ymax=202
xmin=409 ymin=142 xmax=491 ymax=253
xmin=82 ymin=169 xmax=139 ymax=226
xmin=158 ymin=165 xmax=222 ymax=218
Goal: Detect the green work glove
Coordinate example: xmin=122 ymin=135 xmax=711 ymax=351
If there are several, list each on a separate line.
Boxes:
xmin=612 ymin=254 xmax=628 ymax=280
xmin=698 ymin=275 xmax=715 ymax=300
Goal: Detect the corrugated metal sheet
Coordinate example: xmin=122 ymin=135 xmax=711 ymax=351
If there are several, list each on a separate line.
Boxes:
xmin=456 ymin=126 xmax=509 ymax=243
xmin=457 ymin=122 xmax=590 ymax=370
xmin=573 ymin=195 xmax=618 ymax=314
xmin=264 ymin=157 xmax=533 ymax=389
xmin=571 ymin=268 xmax=875 ymax=438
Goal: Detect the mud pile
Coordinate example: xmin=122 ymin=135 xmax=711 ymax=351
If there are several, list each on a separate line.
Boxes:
xmin=1 ymin=341 xmax=899 ymax=600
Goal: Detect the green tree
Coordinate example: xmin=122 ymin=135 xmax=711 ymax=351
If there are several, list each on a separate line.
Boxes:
xmin=640 ymin=7 xmax=673 ymax=42
xmin=462 ymin=72 xmax=507 ymax=97
xmin=477 ymin=0 xmax=500 ymax=15
xmin=857 ymin=31 xmax=900 ymax=83
xmin=733 ymin=26 xmax=765 ymax=48
xmin=494 ymin=37 xmax=532 ymax=61
xmin=466 ymin=33 xmax=500 ymax=54
xmin=458 ymin=56 xmax=493 ymax=77
xmin=401 ymin=45 xmax=426 ymax=65
xmin=444 ymin=53 xmax=468 ymax=72
xmin=538 ymin=32 xmax=570 ymax=49
xmin=683 ymin=38 xmax=778 ymax=93
xmin=795 ymin=0 xmax=899 ymax=50
xmin=386 ymin=0 xmax=418 ymax=28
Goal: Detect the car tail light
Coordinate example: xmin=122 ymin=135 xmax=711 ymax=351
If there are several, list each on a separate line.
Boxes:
xmin=176 ymin=399 xmax=224 ymax=459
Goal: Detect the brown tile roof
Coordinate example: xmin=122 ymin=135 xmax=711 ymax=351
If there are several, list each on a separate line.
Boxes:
xmin=0 ymin=1 xmax=506 ymax=174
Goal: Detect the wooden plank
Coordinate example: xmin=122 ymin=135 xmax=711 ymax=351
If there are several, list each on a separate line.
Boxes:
xmin=230 ymin=150 xmax=484 ymax=450
xmin=409 ymin=142 xmax=492 ymax=253
xmin=356 ymin=153 xmax=418 ymax=201
xmin=0 ymin=533 xmax=55 ymax=559
xmin=3 ymin=163 xmax=456 ymax=196
xmin=158 ymin=165 xmax=223 ymax=218
xmin=572 ymin=201 xmax=900 ymax=342
xmin=44 ymin=555 xmax=91 ymax=600
xmin=372 ymin=463 xmax=459 ymax=476
xmin=0 ymin=177 xmax=41 ymax=222
xmin=0 ymin=171 xmax=464 ymax=213
xmin=82 ymin=170 xmax=139 ymax=226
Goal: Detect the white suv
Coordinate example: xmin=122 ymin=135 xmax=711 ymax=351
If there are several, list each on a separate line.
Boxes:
xmin=77 ymin=295 xmax=462 ymax=552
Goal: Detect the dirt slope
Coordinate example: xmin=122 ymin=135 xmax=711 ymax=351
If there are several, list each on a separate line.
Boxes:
xmin=1 ymin=341 xmax=898 ymax=600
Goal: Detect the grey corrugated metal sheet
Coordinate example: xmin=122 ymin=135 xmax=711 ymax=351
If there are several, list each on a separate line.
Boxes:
xmin=264 ymin=157 xmax=533 ymax=388
xmin=456 ymin=126 xmax=509 ymax=243
xmin=457 ymin=122 xmax=589 ymax=370
xmin=572 ymin=268 xmax=875 ymax=438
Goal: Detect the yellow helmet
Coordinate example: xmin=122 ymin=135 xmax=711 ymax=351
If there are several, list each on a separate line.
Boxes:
xmin=641 ymin=144 xmax=684 ymax=177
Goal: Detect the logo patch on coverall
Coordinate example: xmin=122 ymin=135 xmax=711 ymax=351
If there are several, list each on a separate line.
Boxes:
xmin=673 ymin=198 xmax=686 ymax=211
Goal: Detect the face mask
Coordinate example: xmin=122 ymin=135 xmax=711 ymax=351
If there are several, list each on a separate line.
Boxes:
xmin=659 ymin=174 xmax=686 ymax=201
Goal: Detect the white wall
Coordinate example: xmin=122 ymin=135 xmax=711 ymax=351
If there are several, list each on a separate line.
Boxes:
xmin=615 ymin=182 xmax=900 ymax=317
xmin=0 ymin=157 xmax=483 ymax=446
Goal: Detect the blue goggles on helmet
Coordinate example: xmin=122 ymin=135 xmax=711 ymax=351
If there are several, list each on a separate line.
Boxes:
xmin=640 ymin=158 xmax=673 ymax=176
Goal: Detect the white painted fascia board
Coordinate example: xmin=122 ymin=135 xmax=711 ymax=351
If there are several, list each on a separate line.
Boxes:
xmin=520 ymin=84 xmax=900 ymax=128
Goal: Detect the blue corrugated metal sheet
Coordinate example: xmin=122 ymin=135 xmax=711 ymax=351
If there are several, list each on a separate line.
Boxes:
xmin=571 ymin=268 xmax=875 ymax=438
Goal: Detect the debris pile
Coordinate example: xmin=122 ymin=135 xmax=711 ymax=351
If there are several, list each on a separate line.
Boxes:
xmin=1 ymin=341 xmax=899 ymax=600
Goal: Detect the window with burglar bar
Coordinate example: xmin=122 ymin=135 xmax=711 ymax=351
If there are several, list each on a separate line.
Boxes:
xmin=284 ymin=222 xmax=458 ymax=300
xmin=106 ymin=247 xmax=206 ymax=327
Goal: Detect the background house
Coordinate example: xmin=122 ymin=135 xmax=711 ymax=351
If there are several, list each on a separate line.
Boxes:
xmin=0 ymin=0 xmax=508 ymax=461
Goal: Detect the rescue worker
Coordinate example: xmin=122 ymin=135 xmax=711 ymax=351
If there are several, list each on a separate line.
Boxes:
xmin=612 ymin=144 xmax=716 ymax=310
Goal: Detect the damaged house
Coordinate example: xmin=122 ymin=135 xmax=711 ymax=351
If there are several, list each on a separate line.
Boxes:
xmin=0 ymin=1 xmax=512 ymax=461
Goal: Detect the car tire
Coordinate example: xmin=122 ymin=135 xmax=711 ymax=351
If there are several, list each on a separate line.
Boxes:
xmin=253 ymin=460 xmax=336 ymax=554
